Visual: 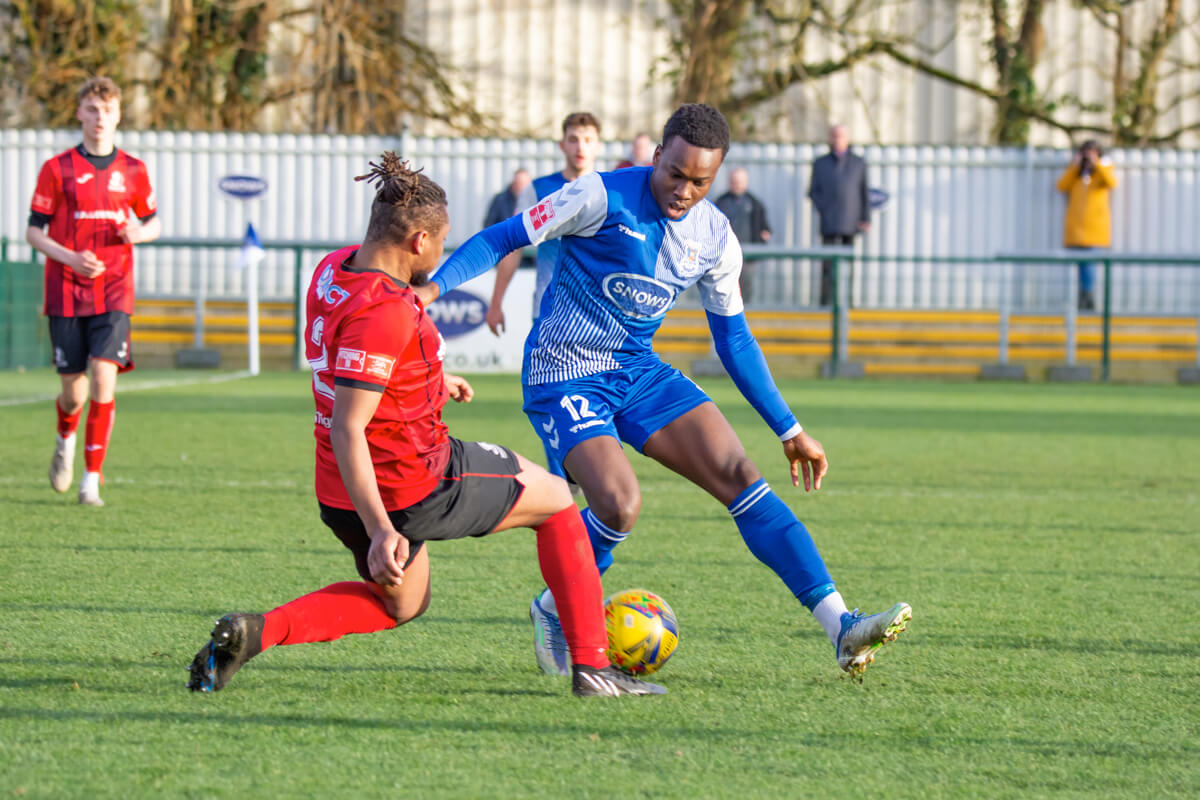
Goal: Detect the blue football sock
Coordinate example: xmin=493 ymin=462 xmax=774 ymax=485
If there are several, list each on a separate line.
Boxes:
xmin=582 ymin=507 xmax=628 ymax=576
xmin=728 ymin=479 xmax=835 ymax=609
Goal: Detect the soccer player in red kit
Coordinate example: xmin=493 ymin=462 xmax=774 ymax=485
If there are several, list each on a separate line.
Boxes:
xmin=26 ymin=76 xmax=161 ymax=507
xmin=186 ymin=153 xmax=664 ymax=698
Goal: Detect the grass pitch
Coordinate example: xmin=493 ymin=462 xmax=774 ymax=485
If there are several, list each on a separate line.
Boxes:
xmin=1 ymin=369 xmax=1197 ymax=798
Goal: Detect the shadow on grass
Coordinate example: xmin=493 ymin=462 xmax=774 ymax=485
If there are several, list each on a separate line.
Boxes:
xmin=1 ymin=705 xmax=1196 ymax=762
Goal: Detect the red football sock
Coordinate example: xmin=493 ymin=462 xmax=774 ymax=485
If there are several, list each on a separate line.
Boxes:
xmin=536 ymin=507 xmax=610 ymax=669
xmin=260 ymin=581 xmax=398 ymax=649
xmin=56 ymin=398 xmax=82 ymax=437
xmin=83 ymin=400 xmax=115 ymax=474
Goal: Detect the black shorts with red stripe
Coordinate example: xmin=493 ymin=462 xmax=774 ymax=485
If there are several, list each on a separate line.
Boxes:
xmin=320 ymin=437 xmax=525 ymax=581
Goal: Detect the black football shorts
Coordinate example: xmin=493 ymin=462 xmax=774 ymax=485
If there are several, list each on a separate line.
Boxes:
xmin=320 ymin=437 xmax=525 ymax=582
xmin=48 ymin=311 xmax=133 ymax=374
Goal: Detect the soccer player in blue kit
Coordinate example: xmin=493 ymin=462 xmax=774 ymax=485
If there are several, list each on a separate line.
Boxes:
xmin=419 ymin=104 xmax=911 ymax=679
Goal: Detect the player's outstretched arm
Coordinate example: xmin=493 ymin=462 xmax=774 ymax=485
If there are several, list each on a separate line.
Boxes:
xmin=706 ymin=309 xmax=803 ymax=438
xmin=782 ymin=430 xmax=828 ymax=492
xmin=430 ymin=214 xmax=530 ymax=302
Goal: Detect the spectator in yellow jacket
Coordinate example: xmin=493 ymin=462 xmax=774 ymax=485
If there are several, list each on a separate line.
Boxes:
xmin=1057 ymin=140 xmax=1117 ymax=311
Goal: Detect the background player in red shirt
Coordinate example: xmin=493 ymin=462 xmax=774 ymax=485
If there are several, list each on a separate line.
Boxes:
xmin=187 ymin=153 xmax=663 ymax=698
xmin=25 ymin=76 xmax=161 ymax=507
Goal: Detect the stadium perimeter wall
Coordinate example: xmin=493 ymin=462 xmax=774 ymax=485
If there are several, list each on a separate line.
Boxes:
xmin=2 ymin=129 xmax=1198 ymax=316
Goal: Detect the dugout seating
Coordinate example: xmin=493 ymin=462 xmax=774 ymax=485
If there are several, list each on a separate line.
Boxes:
xmin=131 ymin=298 xmax=296 ymax=369
xmin=653 ymin=308 xmax=1199 ymax=382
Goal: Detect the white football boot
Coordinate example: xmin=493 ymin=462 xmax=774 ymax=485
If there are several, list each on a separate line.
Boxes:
xmin=50 ymin=433 xmax=76 ymax=493
xmin=78 ymin=471 xmax=104 ymax=507
xmin=529 ymin=593 xmax=571 ymax=677
xmin=835 ymin=602 xmax=912 ymax=677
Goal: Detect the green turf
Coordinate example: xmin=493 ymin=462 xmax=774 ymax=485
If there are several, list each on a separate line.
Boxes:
xmin=1 ymin=369 xmax=1197 ymax=798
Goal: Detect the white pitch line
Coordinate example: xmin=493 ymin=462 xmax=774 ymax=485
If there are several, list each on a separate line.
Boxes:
xmin=0 ymin=370 xmax=255 ymax=408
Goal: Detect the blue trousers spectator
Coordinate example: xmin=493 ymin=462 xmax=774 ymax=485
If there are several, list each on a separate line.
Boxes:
xmin=1067 ymin=246 xmax=1100 ymax=311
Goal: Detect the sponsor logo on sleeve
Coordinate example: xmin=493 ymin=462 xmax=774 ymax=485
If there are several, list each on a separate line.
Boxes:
xmin=309 ymin=315 xmax=324 ymax=346
xmin=32 ymin=192 xmax=53 ymax=212
xmin=528 ymin=198 xmax=556 ymax=231
xmin=364 ymin=354 xmax=395 ymax=380
xmin=335 ymin=348 xmax=365 ymax=372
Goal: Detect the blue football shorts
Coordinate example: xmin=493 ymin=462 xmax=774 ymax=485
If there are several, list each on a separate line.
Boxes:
xmin=522 ymin=358 xmax=711 ymax=474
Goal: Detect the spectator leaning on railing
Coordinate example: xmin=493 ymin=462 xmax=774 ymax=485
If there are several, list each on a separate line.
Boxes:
xmin=1056 ymin=141 xmax=1117 ymax=311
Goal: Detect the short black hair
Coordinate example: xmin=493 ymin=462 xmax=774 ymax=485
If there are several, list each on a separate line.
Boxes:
xmin=661 ymin=104 xmax=730 ymax=156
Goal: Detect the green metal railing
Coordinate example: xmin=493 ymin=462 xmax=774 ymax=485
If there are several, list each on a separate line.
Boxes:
xmin=742 ymin=246 xmax=1200 ymax=381
xmin=4 ymin=236 xmax=1197 ymax=381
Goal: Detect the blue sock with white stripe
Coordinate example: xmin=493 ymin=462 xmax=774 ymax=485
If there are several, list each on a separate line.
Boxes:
xmin=582 ymin=506 xmax=628 ymax=576
xmin=728 ymin=478 xmax=834 ymax=610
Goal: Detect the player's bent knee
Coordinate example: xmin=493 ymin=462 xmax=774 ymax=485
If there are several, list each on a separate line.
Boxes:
xmin=589 ymin=489 xmax=641 ymax=533
xmin=726 ymin=456 xmax=762 ymax=490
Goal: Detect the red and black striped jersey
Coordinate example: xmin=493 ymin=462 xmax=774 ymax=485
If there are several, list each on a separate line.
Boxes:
xmin=306 ymin=246 xmax=451 ymax=511
xmin=30 ymin=145 xmax=156 ymax=317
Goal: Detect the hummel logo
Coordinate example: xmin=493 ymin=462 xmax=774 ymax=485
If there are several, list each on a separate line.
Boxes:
xmin=618 ymin=224 xmax=646 ymax=241
xmin=76 ymin=174 xmax=95 ymax=185
xmin=541 ymin=419 xmax=560 ymax=449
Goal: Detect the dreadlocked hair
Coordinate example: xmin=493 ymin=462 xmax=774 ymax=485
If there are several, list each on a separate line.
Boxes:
xmin=356 ymin=152 xmax=448 ymax=244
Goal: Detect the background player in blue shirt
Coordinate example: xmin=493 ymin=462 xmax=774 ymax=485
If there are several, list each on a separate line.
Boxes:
xmin=422 ymin=104 xmax=911 ymax=680
xmin=485 ymin=111 xmax=602 ymax=336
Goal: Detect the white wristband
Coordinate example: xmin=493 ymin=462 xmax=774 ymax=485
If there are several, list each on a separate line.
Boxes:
xmin=777 ymin=422 xmax=803 ymax=442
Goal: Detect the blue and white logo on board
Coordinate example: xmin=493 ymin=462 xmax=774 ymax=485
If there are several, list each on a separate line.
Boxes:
xmin=602 ymin=273 xmax=673 ymax=319
xmin=426 ymin=289 xmax=487 ymax=338
xmin=219 ymin=175 xmax=269 ymax=199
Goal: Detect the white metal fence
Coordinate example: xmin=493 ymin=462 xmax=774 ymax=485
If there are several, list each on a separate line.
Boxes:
xmin=3 ymin=129 xmax=1198 ymax=312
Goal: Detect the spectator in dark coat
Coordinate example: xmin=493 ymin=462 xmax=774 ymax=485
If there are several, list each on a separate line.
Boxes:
xmin=714 ymin=167 xmax=771 ymax=304
xmin=483 ymin=168 xmax=533 ymax=266
xmin=808 ymin=125 xmax=870 ymax=306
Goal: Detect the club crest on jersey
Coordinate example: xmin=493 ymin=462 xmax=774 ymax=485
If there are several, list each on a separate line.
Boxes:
xmin=315 ymin=265 xmax=350 ymax=307
xmin=528 ymin=198 xmax=555 ymax=231
xmin=107 ymin=171 xmax=126 ymax=193
xmin=601 ymin=273 xmax=673 ymax=319
xmin=336 ymin=348 xmax=365 ymax=372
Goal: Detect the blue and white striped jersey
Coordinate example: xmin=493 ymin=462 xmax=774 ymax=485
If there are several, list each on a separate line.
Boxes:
xmin=518 ymin=166 xmax=743 ymax=386
xmin=514 ymin=172 xmax=569 ymax=318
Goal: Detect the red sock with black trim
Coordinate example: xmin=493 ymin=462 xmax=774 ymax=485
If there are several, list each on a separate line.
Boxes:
xmin=56 ymin=398 xmax=82 ymax=437
xmin=83 ymin=400 xmax=115 ymax=474
xmin=260 ymin=581 xmax=398 ymax=649
xmin=535 ymin=507 xmax=610 ymax=669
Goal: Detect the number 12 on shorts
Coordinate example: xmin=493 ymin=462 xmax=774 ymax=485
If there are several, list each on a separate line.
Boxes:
xmin=559 ymin=394 xmax=596 ymax=422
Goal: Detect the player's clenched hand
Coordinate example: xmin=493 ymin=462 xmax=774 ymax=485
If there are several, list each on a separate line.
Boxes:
xmin=118 ymin=217 xmax=142 ymax=244
xmin=367 ymin=526 xmax=409 ymax=586
xmin=72 ymin=250 xmax=105 ymax=278
xmin=486 ymin=304 xmax=506 ymax=337
xmin=444 ymin=373 xmax=474 ymax=403
xmin=782 ymin=430 xmax=828 ymax=492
